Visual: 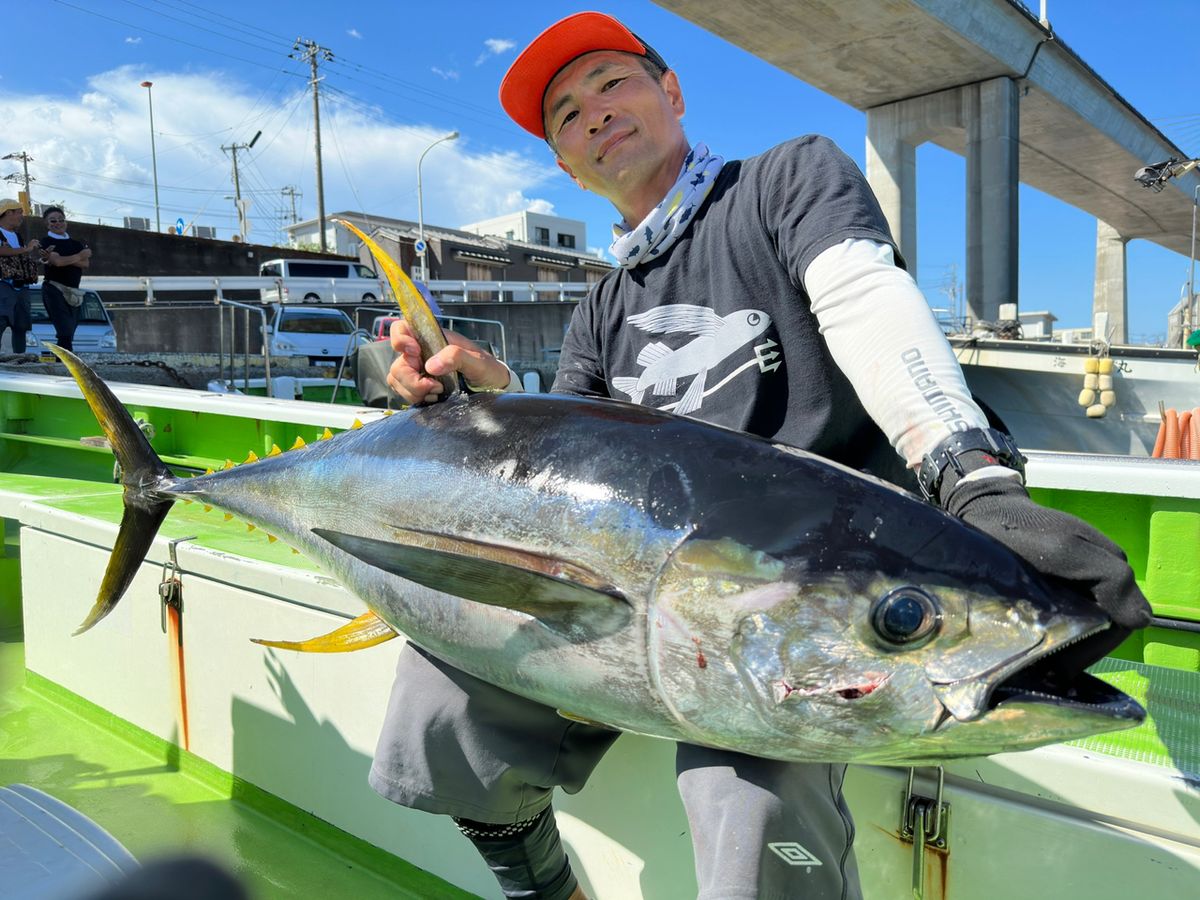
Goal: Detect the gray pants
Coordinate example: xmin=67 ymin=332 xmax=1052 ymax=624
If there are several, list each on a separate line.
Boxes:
xmin=370 ymin=644 xmax=862 ymax=899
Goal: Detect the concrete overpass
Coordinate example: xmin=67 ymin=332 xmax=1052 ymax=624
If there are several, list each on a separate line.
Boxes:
xmin=656 ymin=0 xmax=1200 ymax=340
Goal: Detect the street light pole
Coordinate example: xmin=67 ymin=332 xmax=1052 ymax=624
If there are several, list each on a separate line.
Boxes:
xmin=416 ymin=130 xmax=459 ymax=283
xmin=140 ymin=81 xmax=161 ymax=233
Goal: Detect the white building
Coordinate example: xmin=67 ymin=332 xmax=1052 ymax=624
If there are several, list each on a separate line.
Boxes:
xmin=461 ymin=211 xmax=587 ymax=254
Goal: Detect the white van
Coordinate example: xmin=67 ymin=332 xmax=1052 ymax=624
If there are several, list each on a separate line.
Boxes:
xmin=258 ymin=258 xmax=385 ymax=303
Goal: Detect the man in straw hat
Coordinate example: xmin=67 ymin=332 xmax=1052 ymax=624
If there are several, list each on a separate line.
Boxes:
xmin=0 ymin=199 xmax=41 ymax=354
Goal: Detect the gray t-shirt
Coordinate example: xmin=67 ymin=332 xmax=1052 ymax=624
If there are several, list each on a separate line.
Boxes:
xmin=553 ymin=135 xmax=913 ymax=487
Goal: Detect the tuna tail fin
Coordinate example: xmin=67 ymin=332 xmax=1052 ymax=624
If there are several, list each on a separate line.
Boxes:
xmin=47 ymin=345 xmax=175 ymax=634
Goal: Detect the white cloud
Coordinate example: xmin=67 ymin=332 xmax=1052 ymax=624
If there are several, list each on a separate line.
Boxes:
xmin=0 ymin=65 xmax=559 ymax=241
xmin=124 ymin=36 xmax=141 ymax=45
xmin=476 ymin=38 xmax=515 ymax=66
xmin=430 ymin=67 xmax=459 ymax=81
xmin=347 ymin=28 xmax=362 ymax=39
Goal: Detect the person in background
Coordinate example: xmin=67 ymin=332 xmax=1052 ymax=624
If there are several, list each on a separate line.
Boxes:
xmin=378 ymin=12 xmax=1152 ymax=900
xmin=41 ymin=206 xmax=92 ymax=353
xmin=0 ymin=199 xmax=40 ymax=355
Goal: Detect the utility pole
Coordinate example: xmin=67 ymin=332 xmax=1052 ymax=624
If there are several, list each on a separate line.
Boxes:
xmin=291 ymin=38 xmax=333 ymax=252
xmin=2 ymin=151 xmax=34 ymax=211
xmin=221 ymin=131 xmax=261 ymax=241
xmin=281 ymin=185 xmax=301 ymax=224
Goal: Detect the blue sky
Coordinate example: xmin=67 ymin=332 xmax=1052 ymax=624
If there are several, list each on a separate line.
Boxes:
xmin=5 ymin=1 xmax=1197 ymax=341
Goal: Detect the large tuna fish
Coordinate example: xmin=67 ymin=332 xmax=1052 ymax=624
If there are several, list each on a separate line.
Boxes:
xmin=51 ymin=345 xmax=1142 ymax=765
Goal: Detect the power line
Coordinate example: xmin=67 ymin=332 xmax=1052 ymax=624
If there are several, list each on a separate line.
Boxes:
xmin=118 ymin=0 xmax=291 ymax=56
xmin=51 ymin=0 xmax=306 ymax=78
xmin=38 ymin=180 xmax=240 ymax=220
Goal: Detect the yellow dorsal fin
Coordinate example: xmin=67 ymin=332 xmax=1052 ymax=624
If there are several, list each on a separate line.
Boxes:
xmin=290 ymin=436 xmax=307 ymax=450
xmin=267 ymin=444 xmax=282 ymax=457
xmin=244 ymin=451 xmax=259 ymax=464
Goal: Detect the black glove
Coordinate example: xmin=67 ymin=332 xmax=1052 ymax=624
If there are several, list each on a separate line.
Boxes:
xmin=946 ymin=476 xmax=1152 ymax=634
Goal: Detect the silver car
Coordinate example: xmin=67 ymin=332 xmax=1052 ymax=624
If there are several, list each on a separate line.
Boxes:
xmin=0 ymin=285 xmax=119 ymax=354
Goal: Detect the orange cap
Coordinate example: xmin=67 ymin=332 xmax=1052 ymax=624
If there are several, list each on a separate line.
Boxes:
xmin=499 ymin=12 xmax=668 ymax=139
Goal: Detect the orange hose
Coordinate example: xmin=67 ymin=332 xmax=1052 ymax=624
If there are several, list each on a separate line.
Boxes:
xmin=1152 ymin=413 xmax=1167 ymax=458
xmin=1192 ymin=408 xmax=1200 ymax=461
xmin=167 ymin=603 xmax=190 ymax=751
xmin=1164 ymin=408 xmax=1181 ymax=459
xmin=1181 ymin=411 xmax=1193 ymax=459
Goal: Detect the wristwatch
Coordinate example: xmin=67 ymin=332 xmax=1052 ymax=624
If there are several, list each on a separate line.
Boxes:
xmin=917 ymin=427 xmax=1026 ymax=505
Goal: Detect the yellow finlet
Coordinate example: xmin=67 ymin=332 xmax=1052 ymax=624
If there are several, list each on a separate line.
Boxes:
xmin=244 ymin=450 xmax=260 ymax=464
xmin=318 ymin=427 xmax=334 ymax=441
xmin=203 ymin=505 xmax=213 ymax=513
xmin=250 ymin=610 xmax=399 ymax=653
xmin=223 ymin=513 xmax=234 ymax=521
xmin=350 ymin=418 xmax=364 ymax=430
xmin=222 ymin=459 xmax=236 ymax=470
xmin=290 ymin=436 xmax=307 ymax=450
xmin=267 ymin=444 xmax=283 ymax=457
xmin=204 ymin=468 xmax=215 ymax=476
xmin=383 ymin=409 xmax=395 ymax=416
xmin=267 ymin=534 xmax=278 ymax=544
xmin=246 ymin=523 xmax=256 ymax=532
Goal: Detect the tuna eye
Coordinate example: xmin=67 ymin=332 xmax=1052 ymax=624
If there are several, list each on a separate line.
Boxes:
xmin=871 ymin=588 xmax=940 ymax=648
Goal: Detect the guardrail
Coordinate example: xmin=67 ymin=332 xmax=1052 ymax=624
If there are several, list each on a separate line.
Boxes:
xmin=79 ymin=275 xmax=390 ymax=305
xmin=425 ymin=280 xmax=593 ymax=303
xmin=79 ymin=276 xmax=596 ymax=305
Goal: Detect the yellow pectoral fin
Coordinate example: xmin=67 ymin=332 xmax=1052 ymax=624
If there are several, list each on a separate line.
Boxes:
xmin=250 ymin=610 xmax=400 ymax=653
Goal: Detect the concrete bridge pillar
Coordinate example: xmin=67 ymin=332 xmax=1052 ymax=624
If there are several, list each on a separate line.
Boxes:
xmin=965 ymin=77 xmax=1020 ymax=325
xmin=865 ymin=77 xmax=1020 ymax=325
xmin=866 ymin=105 xmax=918 ymax=276
xmin=1094 ymin=220 xmax=1128 ymax=343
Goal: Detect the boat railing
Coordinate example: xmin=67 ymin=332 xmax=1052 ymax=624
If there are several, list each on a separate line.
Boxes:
xmin=213 ymin=299 xmax=272 ymax=396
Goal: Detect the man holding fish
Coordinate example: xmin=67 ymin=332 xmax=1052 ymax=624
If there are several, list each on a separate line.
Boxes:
xmin=379 ymin=12 xmax=1150 ymax=900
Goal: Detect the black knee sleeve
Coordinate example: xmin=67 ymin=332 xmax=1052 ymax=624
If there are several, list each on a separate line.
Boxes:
xmin=453 ymin=807 xmax=577 ymax=900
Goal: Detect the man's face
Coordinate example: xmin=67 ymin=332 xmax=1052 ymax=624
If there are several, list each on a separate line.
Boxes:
xmin=45 ymin=211 xmax=67 ymax=231
xmin=543 ymin=50 xmax=685 ymax=200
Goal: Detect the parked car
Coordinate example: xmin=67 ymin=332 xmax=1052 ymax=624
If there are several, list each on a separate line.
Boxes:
xmin=0 ymin=285 xmax=119 ymax=354
xmin=266 ymin=305 xmax=365 ymax=367
xmin=258 ymin=258 xmax=385 ymax=303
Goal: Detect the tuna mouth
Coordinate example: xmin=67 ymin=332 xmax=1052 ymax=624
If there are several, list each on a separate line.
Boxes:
xmin=984 ymin=627 xmax=1143 ymax=721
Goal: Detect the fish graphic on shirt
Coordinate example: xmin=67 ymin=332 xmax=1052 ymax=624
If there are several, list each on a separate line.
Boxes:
xmin=611 ymin=305 xmax=773 ymax=415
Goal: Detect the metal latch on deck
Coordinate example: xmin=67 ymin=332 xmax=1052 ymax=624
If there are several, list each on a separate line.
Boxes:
xmin=900 ymin=766 xmax=950 ymax=900
xmin=159 ymin=536 xmax=196 ymax=640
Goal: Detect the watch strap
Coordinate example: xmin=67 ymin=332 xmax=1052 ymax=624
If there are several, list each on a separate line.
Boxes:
xmin=917 ymin=427 xmax=1026 ymax=504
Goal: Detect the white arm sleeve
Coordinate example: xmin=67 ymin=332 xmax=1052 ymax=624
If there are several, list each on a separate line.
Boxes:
xmin=804 ymin=238 xmax=991 ymax=469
